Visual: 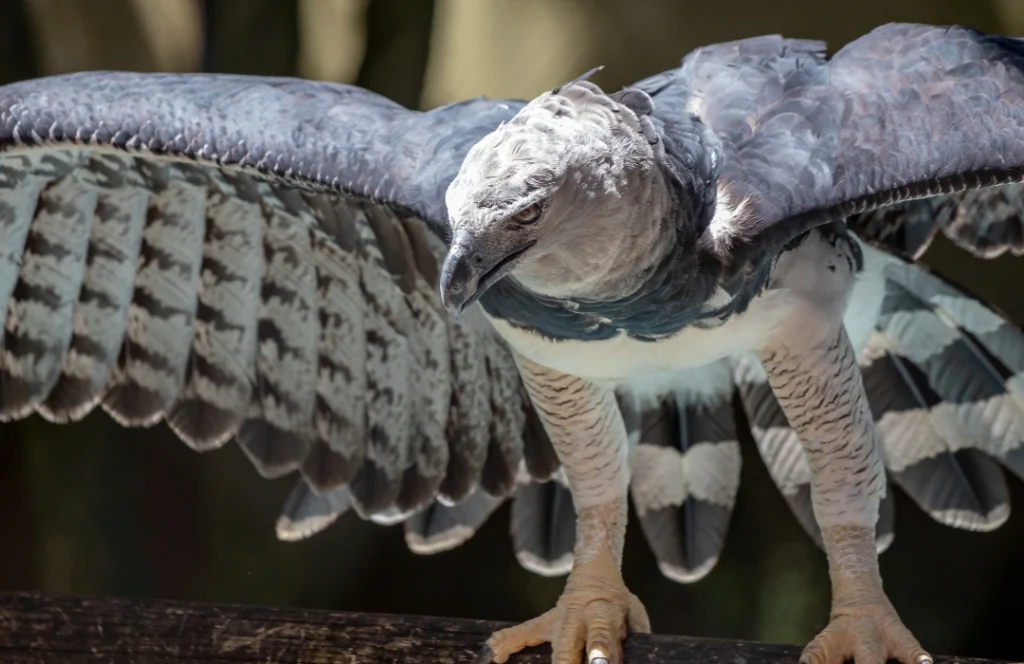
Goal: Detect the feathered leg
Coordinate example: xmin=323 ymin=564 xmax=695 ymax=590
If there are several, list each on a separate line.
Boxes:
xmin=481 ymin=354 xmax=649 ymax=664
xmin=761 ymin=323 xmax=931 ymax=664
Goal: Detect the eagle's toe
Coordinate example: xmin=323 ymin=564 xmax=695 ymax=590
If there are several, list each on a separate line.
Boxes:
xmin=800 ymin=602 xmax=931 ymax=664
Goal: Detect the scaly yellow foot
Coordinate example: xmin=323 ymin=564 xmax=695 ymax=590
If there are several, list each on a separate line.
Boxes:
xmin=807 ymin=525 xmax=932 ymax=664
xmin=801 ymin=599 xmax=932 ymax=664
xmin=479 ymin=548 xmax=650 ymax=664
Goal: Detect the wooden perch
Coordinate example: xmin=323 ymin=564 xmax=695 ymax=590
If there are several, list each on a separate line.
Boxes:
xmin=0 ymin=591 xmax=1002 ymax=663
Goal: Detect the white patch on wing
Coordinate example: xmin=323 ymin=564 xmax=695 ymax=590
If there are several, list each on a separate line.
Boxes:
xmin=945 ymin=395 xmax=1024 ymax=458
xmin=876 ymin=409 xmax=949 ymax=472
xmin=629 ymin=440 xmax=739 ymax=514
xmin=629 ymin=444 xmax=686 ymax=515
xmin=932 ymin=504 xmax=1010 ymax=532
xmin=275 ymin=484 xmax=350 ymax=542
xmin=880 ymin=308 xmax=959 ymax=364
xmin=705 ymin=185 xmax=751 ymax=253
xmin=366 ymin=506 xmax=416 ymax=526
xmin=275 ymin=511 xmax=344 ymax=542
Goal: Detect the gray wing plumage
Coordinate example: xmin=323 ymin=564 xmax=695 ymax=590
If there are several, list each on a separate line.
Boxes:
xmin=871 ymin=255 xmax=1024 ymax=485
xmin=641 ymin=23 xmax=1024 ymax=263
xmin=0 ymin=70 xmax=555 ymax=523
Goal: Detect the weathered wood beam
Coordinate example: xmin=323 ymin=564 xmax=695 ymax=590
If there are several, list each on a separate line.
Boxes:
xmin=0 ymin=591 xmax=1002 ymax=664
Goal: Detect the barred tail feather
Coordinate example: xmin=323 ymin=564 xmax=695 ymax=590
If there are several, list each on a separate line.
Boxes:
xmin=861 ymin=248 xmax=1020 ymax=531
xmin=509 ymin=475 xmax=576 ymax=577
xmin=860 ymin=331 xmax=1010 ymax=531
xmin=403 ymin=489 xmax=504 ymax=555
xmin=878 ymin=253 xmax=1024 ymax=480
xmin=621 ymin=361 xmax=742 ymax=583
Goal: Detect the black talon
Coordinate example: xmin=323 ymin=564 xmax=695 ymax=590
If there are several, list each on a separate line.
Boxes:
xmin=477 ymin=645 xmax=495 ymax=664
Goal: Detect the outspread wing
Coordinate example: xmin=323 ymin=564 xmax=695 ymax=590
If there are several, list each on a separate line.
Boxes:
xmin=8 ymin=30 xmax=1024 ymax=584
xmin=0 ymin=70 xmax=555 ymax=521
xmin=641 ymin=23 xmax=1024 ymax=263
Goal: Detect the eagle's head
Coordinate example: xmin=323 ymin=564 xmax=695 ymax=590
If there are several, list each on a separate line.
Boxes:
xmin=441 ymin=76 xmax=662 ymax=315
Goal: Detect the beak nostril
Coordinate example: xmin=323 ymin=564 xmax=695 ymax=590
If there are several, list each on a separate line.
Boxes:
xmin=471 ymin=255 xmax=484 ymax=265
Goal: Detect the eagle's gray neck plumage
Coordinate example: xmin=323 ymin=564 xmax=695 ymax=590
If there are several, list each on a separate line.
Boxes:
xmin=479 ymin=113 xmax=737 ymax=341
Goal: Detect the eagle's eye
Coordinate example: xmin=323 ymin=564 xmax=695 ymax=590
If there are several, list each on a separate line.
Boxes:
xmin=511 ymin=202 xmax=543 ymax=224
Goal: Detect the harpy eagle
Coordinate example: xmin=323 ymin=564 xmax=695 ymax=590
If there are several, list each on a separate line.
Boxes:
xmin=2 ymin=20 xmax=1024 ymax=664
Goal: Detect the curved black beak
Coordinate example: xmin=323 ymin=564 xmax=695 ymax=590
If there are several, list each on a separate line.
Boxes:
xmin=440 ymin=235 xmax=535 ymax=317
xmin=439 ymin=244 xmax=477 ymax=315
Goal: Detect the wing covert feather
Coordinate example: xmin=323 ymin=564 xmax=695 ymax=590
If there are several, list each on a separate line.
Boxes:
xmin=643 ymin=24 xmax=1024 ymax=262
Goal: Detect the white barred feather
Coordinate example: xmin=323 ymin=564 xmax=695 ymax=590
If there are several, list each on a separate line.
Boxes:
xmin=103 ymin=170 xmax=206 ymax=427
xmin=40 ymin=175 xmax=149 ymax=423
xmin=1 ymin=173 xmax=96 ymax=418
xmin=0 ymin=148 xmax=538 ymax=527
xmin=166 ymin=170 xmax=263 ymax=450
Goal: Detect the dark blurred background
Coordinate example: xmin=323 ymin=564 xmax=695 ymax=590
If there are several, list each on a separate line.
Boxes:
xmin=1 ymin=0 xmax=1023 ymax=660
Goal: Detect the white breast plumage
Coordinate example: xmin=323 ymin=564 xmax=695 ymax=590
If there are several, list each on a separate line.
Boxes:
xmin=486 ymin=288 xmax=800 ymax=382
xmin=485 ymin=229 xmax=879 ymax=385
